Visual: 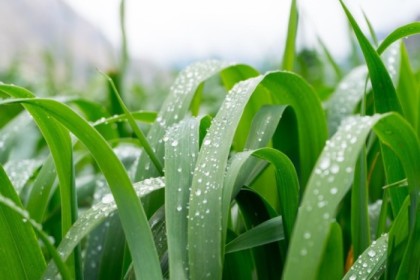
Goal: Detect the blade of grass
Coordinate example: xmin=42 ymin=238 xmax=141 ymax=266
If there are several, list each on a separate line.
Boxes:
xmin=340 ymin=2 xmax=409 ymax=223
xmin=0 ymin=84 xmax=79 ymax=277
xmin=317 ymin=36 xmax=343 ymax=80
xmin=164 ymin=116 xmax=205 ymax=279
xmin=283 ymin=112 xmax=420 ymax=279
xmin=351 ymin=145 xmax=371 ymax=259
xmin=397 ymin=43 xmax=419 ymax=130
xmin=316 ymin=222 xmax=343 ymax=280
xmin=362 ymin=11 xmax=378 ymax=46
xmin=101 ymin=72 xmax=163 ymax=175
xmin=340 ymin=0 xmax=402 ymax=114
xmin=188 ymin=76 xmax=264 ymax=279
xmin=225 ymin=216 xmax=284 ymax=253
xmin=343 ymin=234 xmax=388 ymax=280
xmin=327 ymin=65 xmax=368 ymax=134
xmin=235 ymin=189 xmax=280 ymax=279
xmin=261 ymin=72 xmax=327 ymax=186
xmin=134 ymin=60 xmax=259 ymax=181
xmin=25 ymin=155 xmax=56 ymax=222
xmin=0 ymin=92 xmax=163 ymax=280
xmin=44 ymin=177 xmax=165 ymax=277
xmin=377 ymin=22 xmax=420 ymax=55
xmin=0 ymin=165 xmax=46 ymax=279
xmin=282 ymin=0 xmax=298 ymax=71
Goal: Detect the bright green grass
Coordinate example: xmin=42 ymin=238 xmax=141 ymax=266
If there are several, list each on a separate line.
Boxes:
xmin=0 ymin=1 xmax=419 ymax=279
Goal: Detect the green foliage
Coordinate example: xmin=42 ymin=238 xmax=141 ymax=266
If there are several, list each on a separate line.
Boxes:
xmin=0 ymin=2 xmax=419 ymax=280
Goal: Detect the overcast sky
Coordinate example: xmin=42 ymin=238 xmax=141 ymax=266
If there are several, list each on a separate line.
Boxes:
xmin=63 ymin=0 xmax=419 ymax=66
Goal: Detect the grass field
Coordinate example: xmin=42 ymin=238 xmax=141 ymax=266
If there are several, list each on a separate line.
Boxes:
xmin=0 ymin=0 xmax=419 ymax=279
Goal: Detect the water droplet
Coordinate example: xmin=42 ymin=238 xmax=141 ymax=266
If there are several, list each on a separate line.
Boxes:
xmin=300 ymin=248 xmax=308 ymax=256
xmin=330 ymin=164 xmax=340 ymax=174
xmin=171 ymin=140 xmax=179 ymax=147
xmin=303 ymin=232 xmax=311 ymax=239
xmin=368 ymin=250 xmax=376 ymax=257
xmin=195 ymin=189 xmax=202 ymax=196
xmin=319 ymin=157 xmax=330 ymax=170
xmin=203 ymin=139 xmax=211 ymax=146
xmin=101 ymin=194 xmax=114 ymax=204
xmin=176 ymin=206 xmax=182 ymax=212
xmin=330 ymin=188 xmax=338 ymax=195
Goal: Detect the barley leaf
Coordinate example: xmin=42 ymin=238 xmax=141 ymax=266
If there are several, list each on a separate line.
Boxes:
xmin=0 ymin=92 xmax=163 ymax=279
xmin=164 ymin=116 xmax=205 ymax=279
xmin=343 ymin=234 xmax=388 ymax=280
xmin=0 ymin=165 xmax=46 ymax=279
xmin=284 ymin=112 xmax=420 ymax=279
xmin=225 ymin=216 xmax=284 ymax=253
xmin=377 ymin=22 xmax=420 ymax=55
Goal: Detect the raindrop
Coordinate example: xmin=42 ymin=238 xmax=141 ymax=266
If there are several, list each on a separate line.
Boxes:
xmin=330 ymin=188 xmax=338 ymax=195
xmin=203 ymin=139 xmax=211 ymax=146
xmin=367 ymin=250 xmax=376 ymax=257
xmin=319 ymin=157 xmax=330 ymax=170
xmin=330 ymin=164 xmax=340 ymax=174
xmin=176 ymin=206 xmax=182 ymax=212
xmin=171 ymin=140 xmax=179 ymax=147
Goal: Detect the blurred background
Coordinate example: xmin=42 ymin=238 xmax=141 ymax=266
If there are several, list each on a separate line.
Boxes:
xmin=0 ymin=0 xmax=419 ymax=108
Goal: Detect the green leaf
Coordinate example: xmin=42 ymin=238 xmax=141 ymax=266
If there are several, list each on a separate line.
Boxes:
xmin=282 ymin=0 xmax=298 ymax=71
xmin=0 ymin=91 xmax=163 ymax=279
xmin=316 ymin=222 xmax=343 ymax=280
xmin=0 ymin=84 xmax=78 ymax=276
xmin=351 ymin=146 xmax=371 ymax=259
xmin=340 ymin=0 xmax=402 ymax=114
xmin=377 ymin=22 xmax=420 ymax=55
xmin=225 ymin=216 xmax=284 ymax=253
xmin=284 ymin=112 xmax=420 ymax=279
xmin=343 ymin=234 xmax=388 ymax=280
xmin=134 ymin=60 xmax=258 ymax=181
xmin=44 ymin=178 xmax=165 ymax=277
xmin=397 ymin=43 xmax=419 ymax=131
xmin=164 ymin=116 xmax=204 ymax=279
xmin=327 ymin=66 xmax=368 ymax=134
xmin=0 ymin=165 xmax=46 ymax=279
xmin=188 ymin=76 xmax=264 ymax=279
xmin=103 ymin=73 xmax=163 ymax=174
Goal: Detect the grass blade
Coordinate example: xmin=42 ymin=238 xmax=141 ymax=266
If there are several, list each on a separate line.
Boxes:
xmin=0 ymin=84 xmax=79 ymax=277
xmin=0 ymin=90 xmax=163 ymax=279
xmin=0 ymin=165 xmax=46 ymax=279
xmin=225 ymin=216 xmax=284 ymax=253
xmin=164 ymin=117 xmax=204 ymax=279
xmin=362 ymin=11 xmax=378 ymax=46
xmin=282 ymin=0 xmax=298 ymax=71
xmin=284 ymin=111 xmax=420 ymax=278
xmin=351 ymin=146 xmax=371 ymax=259
xmin=316 ymin=222 xmax=343 ymax=280
xmin=44 ymin=178 xmax=165 ymax=277
xmin=262 ymin=72 xmax=327 ymax=186
xmin=343 ymin=234 xmax=388 ymax=280
xmin=134 ymin=60 xmax=258 ymax=181
xmin=377 ymin=22 xmax=420 ymax=55
xmin=188 ymin=76 xmax=264 ymax=279
xmin=340 ymin=0 xmax=402 ymax=114
xmin=103 ymin=73 xmax=163 ymax=174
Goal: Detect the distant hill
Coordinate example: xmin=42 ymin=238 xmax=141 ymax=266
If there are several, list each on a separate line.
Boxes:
xmin=0 ymin=0 xmax=115 ymax=81
xmin=0 ymin=0 xmax=169 ymax=88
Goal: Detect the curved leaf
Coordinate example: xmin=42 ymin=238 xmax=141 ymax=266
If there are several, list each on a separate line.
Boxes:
xmin=0 ymin=92 xmax=163 ymax=279
xmin=225 ymin=216 xmax=284 ymax=253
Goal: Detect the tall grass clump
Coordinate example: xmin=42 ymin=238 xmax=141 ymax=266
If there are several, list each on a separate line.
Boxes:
xmin=0 ymin=0 xmax=419 ymax=279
